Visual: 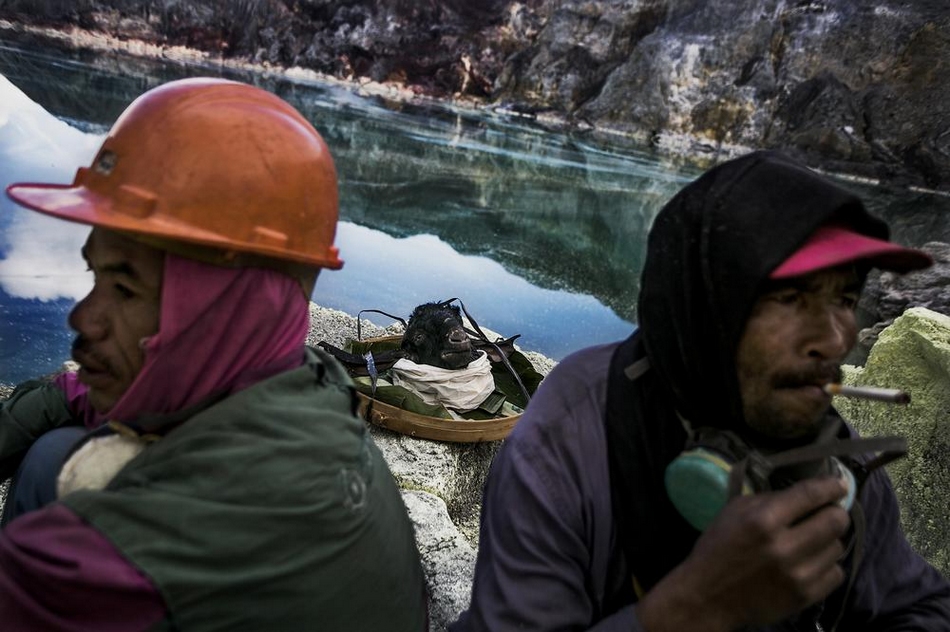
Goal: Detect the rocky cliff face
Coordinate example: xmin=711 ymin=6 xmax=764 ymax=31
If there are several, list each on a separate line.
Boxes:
xmin=544 ymin=0 xmax=950 ymax=189
xmin=2 ymin=0 xmax=949 ymax=187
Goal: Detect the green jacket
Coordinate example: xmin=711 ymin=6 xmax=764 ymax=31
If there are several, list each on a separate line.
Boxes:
xmin=0 ymin=378 xmax=76 ymax=480
xmin=37 ymin=347 xmax=424 ymax=630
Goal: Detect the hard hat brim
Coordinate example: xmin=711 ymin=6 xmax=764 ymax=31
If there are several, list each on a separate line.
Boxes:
xmin=6 ymin=181 xmax=344 ymax=270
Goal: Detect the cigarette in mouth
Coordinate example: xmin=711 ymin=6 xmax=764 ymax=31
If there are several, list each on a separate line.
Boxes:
xmin=823 ymin=383 xmax=911 ymax=405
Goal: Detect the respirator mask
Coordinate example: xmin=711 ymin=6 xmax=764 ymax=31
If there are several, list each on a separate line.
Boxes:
xmin=664 ymin=415 xmax=907 ymax=532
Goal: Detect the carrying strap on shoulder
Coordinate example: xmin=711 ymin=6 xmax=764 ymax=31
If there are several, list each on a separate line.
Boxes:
xmin=604 ymin=331 xmax=695 ymax=613
xmin=623 ymin=355 xmax=651 ymax=381
xmin=603 ymin=333 xmax=647 ymax=613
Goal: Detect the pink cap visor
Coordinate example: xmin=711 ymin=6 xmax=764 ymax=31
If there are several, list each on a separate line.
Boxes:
xmin=770 ymin=224 xmax=933 ymax=279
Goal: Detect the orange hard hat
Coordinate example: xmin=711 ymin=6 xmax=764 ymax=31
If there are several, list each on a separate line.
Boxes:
xmin=6 ymin=77 xmax=343 ymax=270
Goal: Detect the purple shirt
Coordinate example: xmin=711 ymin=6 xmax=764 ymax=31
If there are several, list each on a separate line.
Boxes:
xmin=0 ymin=504 xmax=165 ymax=630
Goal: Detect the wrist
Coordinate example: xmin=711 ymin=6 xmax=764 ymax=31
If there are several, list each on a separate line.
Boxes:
xmin=633 ymin=572 xmax=735 ymax=632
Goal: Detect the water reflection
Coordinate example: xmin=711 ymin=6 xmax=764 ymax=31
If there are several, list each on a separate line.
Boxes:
xmin=0 ymin=211 xmax=91 ymax=301
xmin=317 ymin=223 xmax=634 ymax=359
xmin=0 ymin=42 xmax=700 ymax=384
xmin=2 ymin=40 xmax=949 ymax=387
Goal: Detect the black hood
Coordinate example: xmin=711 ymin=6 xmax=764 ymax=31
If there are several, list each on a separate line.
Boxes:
xmin=637 ymin=150 xmax=888 ymax=431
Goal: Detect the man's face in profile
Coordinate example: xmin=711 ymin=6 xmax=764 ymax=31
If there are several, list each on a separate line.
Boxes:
xmin=68 ymin=228 xmax=164 ymax=413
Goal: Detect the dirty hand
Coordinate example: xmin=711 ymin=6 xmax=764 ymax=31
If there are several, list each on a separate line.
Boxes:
xmin=635 ymin=476 xmax=851 ymax=632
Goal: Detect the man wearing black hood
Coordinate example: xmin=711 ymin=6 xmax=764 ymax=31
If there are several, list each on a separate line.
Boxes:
xmin=452 ymin=151 xmax=950 ymax=631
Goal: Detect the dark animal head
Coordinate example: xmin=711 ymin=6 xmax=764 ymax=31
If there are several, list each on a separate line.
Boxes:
xmin=401 ymin=302 xmax=477 ymax=369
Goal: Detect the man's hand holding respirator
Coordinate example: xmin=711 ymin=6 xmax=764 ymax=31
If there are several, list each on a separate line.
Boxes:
xmin=637 ymin=475 xmax=852 ymax=632
xmin=635 ymin=386 xmax=909 ymax=632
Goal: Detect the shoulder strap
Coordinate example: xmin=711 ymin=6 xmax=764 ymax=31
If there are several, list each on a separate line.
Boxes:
xmin=602 ymin=333 xmax=645 ymax=613
xmin=603 ymin=331 xmax=695 ymax=611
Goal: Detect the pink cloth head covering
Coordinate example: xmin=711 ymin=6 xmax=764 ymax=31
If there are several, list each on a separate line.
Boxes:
xmin=57 ymin=253 xmax=310 ymax=428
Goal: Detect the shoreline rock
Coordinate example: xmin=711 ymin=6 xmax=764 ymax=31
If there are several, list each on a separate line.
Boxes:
xmin=839 ymin=307 xmax=950 ymax=578
xmin=853 ymin=241 xmax=950 ymax=363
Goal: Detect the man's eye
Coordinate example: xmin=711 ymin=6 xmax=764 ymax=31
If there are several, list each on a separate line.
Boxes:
xmin=769 ymin=290 xmax=800 ymax=305
xmin=115 ymin=284 xmax=135 ymax=299
xmin=840 ymin=293 xmax=859 ymax=309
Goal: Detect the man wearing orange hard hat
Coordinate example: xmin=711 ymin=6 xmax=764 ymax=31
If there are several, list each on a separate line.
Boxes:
xmin=0 ymin=78 xmax=426 ymax=630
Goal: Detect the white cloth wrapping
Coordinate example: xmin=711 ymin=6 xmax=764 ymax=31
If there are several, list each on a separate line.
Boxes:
xmin=57 ymin=432 xmax=149 ymax=498
xmin=390 ymin=350 xmax=495 ymax=411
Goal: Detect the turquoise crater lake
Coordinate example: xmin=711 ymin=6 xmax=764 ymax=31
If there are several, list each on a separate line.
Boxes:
xmin=1 ymin=42 xmax=948 ymax=386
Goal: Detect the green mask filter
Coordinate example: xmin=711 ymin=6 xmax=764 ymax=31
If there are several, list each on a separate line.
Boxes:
xmin=665 ymin=447 xmax=751 ymax=532
xmin=664 ymin=420 xmax=904 ymax=532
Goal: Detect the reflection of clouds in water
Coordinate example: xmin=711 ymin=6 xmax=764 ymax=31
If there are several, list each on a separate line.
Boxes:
xmin=0 ymin=75 xmax=103 ymax=184
xmin=0 ymin=209 xmax=91 ymax=300
xmin=316 ymin=223 xmax=519 ymax=317
xmin=315 ymin=222 xmax=633 ymax=358
xmin=0 ymin=73 xmax=102 ymax=301
xmin=0 ymin=70 xmax=636 ymax=362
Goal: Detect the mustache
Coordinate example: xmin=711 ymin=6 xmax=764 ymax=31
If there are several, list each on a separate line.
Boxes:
xmin=71 ymin=336 xmax=114 ymax=374
xmin=772 ymin=363 xmax=842 ymax=389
